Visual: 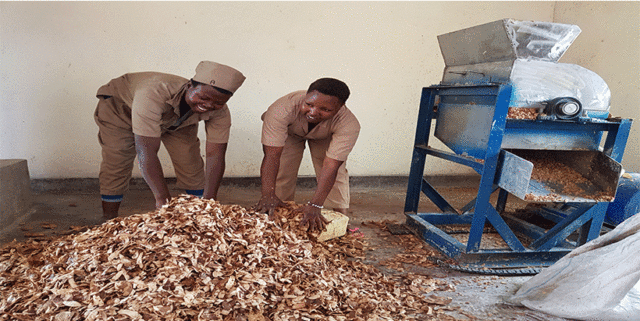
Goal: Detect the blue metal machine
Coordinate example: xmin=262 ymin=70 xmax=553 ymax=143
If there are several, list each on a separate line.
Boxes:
xmin=404 ymin=20 xmax=634 ymax=268
xmin=606 ymin=173 xmax=640 ymax=226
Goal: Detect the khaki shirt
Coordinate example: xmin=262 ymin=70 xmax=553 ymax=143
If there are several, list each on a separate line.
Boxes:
xmin=96 ymin=72 xmax=231 ymax=143
xmin=261 ymin=90 xmax=360 ymax=161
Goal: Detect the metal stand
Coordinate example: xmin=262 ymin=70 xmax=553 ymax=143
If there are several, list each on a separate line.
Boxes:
xmin=404 ymin=84 xmax=632 ymax=268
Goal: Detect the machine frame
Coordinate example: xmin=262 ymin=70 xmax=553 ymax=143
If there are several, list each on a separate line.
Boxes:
xmin=404 ymin=83 xmax=633 ymax=268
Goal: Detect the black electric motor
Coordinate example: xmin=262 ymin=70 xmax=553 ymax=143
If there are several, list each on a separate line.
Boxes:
xmin=540 ymin=97 xmax=584 ymax=120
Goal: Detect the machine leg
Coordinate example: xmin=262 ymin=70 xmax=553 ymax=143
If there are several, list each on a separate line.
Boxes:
xmin=404 ymin=88 xmax=436 ymax=213
xmin=467 ymin=177 xmax=495 ymax=251
xmin=604 ymin=119 xmax=632 ymax=162
xmin=578 ymin=203 xmax=607 ymax=245
xmin=496 ymin=188 xmax=509 ymax=214
xmin=404 ymin=150 xmax=426 ymax=213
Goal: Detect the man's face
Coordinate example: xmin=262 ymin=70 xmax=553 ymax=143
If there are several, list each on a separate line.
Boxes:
xmin=185 ymin=82 xmax=233 ymax=113
xmin=301 ymin=90 xmax=343 ymax=124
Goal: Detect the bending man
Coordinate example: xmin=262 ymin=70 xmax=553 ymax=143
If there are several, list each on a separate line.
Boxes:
xmin=255 ymin=78 xmax=360 ymax=231
xmin=94 ymin=61 xmax=245 ymax=220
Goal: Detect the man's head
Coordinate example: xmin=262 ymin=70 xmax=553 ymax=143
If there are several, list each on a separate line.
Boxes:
xmin=185 ymin=61 xmax=245 ymax=113
xmin=307 ymin=78 xmax=350 ymax=105
xmin=302 ymin=78 xmax=350 ymax=124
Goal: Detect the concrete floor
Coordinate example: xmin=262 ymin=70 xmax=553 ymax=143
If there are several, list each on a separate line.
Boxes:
xmin=0 ymin=177 xmax=571 ymax=321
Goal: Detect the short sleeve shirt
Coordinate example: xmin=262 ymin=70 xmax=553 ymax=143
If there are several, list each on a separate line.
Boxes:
xmin=261 ymin=90 xmax=360 ymax=161
xmin=96 ymin=72 xmax=231 ymax=143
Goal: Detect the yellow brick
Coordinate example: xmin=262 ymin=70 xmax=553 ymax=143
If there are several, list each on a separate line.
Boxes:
xmin=315 ymin=209 xmax=349 ymax=242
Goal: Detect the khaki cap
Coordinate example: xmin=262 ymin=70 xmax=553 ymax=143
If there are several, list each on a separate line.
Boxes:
xmin=193 ymin=61 xmax=246 ymax=94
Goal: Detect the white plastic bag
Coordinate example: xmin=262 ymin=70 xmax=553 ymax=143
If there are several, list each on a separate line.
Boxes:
xmin=509 ymin=59 xmax=611 ymax=117
xmin=508 ymin=212 xmax=640 ymax=320
xmin=505 ymin=19 xmax=582 ymax=62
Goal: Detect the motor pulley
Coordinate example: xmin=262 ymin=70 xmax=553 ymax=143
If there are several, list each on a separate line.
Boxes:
xmin=543 ymin=97 xmax=583 ymax=120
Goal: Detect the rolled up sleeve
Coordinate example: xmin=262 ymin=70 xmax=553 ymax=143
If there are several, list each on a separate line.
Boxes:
xmin=261 ymin=93 xmax=299 ymax=147
xmin=204 ymin=106 xmax=232 ymax=143
xmin=326 ymin=115 xmax=360 ymax=161
xmin=131 ymin=88 xmax=166 ymax=137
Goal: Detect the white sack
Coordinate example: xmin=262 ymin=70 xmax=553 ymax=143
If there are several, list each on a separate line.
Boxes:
xmin=508 ymin=212 xmax=640 ymax=320
xmin=509 ymin=59 xmax=611 ymax=116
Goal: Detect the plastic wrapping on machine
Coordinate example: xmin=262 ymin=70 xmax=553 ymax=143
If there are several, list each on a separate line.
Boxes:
xmin=509 ymin=59 xmax=611 ymax=117
xmin=437 ymin=19 xmax=582 ymax=67
xmin=437 ymin=19 xmax=611 ymax=118
xmin=505 ymin=19 xmax=582 ymax=62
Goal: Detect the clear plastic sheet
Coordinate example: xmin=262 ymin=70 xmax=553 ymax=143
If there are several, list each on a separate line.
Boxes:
xmin=506 ymin=19 xmax=582 ymax=62
xmin=438 ymin=19 xmax=610 ymax=116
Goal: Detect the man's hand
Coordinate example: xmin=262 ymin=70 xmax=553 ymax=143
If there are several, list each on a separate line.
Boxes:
xmin=257 ymin=145 xmax=285 ymax=218
xmin=300 ymin=156 xmax=342 ymax=232
xmin=203 ymin=142 xmax=227 ymax=200
xmin=300 ymin=203 xmax=329 ymax=233
xmin=254 ymin=194 xmax=286 ymax=218
xmin=135 ymin=135 xmax=171 ymax=207
xmin=155 ymin=197 xmax=169 ymax=209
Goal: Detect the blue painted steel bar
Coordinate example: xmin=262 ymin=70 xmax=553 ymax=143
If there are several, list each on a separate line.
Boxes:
xmin=467 ymin=84 xmax=513 ymax=252
xmin=533 ymin=203 xmax=606 ymax=247
xmin=530 ymin=204 xmax=595 ymax=251
xmin=460 ymin=200 xmax=476 ymax=214
xmin=482 ymin=205 xmax=526 ymax=251
xmin=406 ymin=214 xmax=466 ymax=258
xmin=536 ymin=205 xmax=576 ymax=223
xmin=460 ymin=185 xmax=501 ymax=214
xmin=604 ymin=119 xmax=632 ymax=162
xmin=433 ymin=84 xmax=501 ymax=96
xmin=455 ymin=250 xmax=570 ymax=269
xmin=416 ymin=145 xmax=484 ymax=173
xmin=502 ymin=215 xmax=575 ymax=248
xmin=407 ymin=215 xmax=570 ymax=268
xmin=414 ymin=213 xmax=474 ymax=225
xmin=404 ymin=150 xmax=427 ymax=214
xmin=505 ymin=119 xmax=625 ymax=131
xmin=404 ymin=88 xmax=437 ymax=213
xmin=420 ymin=178 xmax=458 ymax=213
xmin=496 ymin=189 xmax=509 ymax=214
xmin=581 ymin=203 xmax=608 ymax=244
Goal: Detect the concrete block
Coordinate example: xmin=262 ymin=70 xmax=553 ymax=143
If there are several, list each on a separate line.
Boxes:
xmin=0 ymin=159 xmax=32 ymax=230
xmin=316 ymin=209 xmax=349 ymax=242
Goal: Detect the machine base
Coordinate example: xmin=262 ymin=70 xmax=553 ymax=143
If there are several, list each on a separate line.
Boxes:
xmin=406 ymin=213 xmax=577 ymax=269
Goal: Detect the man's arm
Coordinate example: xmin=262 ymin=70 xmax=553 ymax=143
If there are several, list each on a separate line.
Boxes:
xmin=134 ymin=135 xmax=171 ymax=208
xmin=255 ymin=145 xmax=285 ymax=216
xmin=203 ymin=142 xmax=227 ymax=200
xmin=301 ymin=157 xmax=344 ymax=231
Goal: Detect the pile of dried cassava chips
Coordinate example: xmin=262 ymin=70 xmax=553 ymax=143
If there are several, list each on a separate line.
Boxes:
xmin=1 ymin=195 xmax=451 ymax=320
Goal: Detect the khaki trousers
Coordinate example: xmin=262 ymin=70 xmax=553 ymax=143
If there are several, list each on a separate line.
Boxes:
xmin=275 ymin=135 xmax=350 ymax=209
xmin=94 ymin=96 xmax=204 ymax=196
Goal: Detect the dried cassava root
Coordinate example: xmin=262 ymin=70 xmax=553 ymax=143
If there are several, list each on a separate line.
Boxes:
xmin=1 ymin=195 xmax=451 ymax=320
xmin=525 ymin=157 xmax=614 ymax=202
xmin=507 ymin=107 xmax=539 ymax=120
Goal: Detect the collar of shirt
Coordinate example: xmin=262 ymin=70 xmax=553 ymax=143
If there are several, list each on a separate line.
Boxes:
xmin=167 ymin=82 xmax=189 ymax=116
xmin=164 ymin=83 xmax=219 ymax=128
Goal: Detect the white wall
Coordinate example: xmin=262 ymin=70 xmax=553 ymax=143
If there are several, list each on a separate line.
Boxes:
xmin=1 ymin=2 xmax=636 ymax=179
xmin=554 ymin=2 xmax=640 ymax=172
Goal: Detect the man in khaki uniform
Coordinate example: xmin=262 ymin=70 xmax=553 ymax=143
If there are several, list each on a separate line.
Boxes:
xmin=255 ymin=78 xmax=360 ymax=231
xmin=94 ymin=61 xmax=245 ymax=220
